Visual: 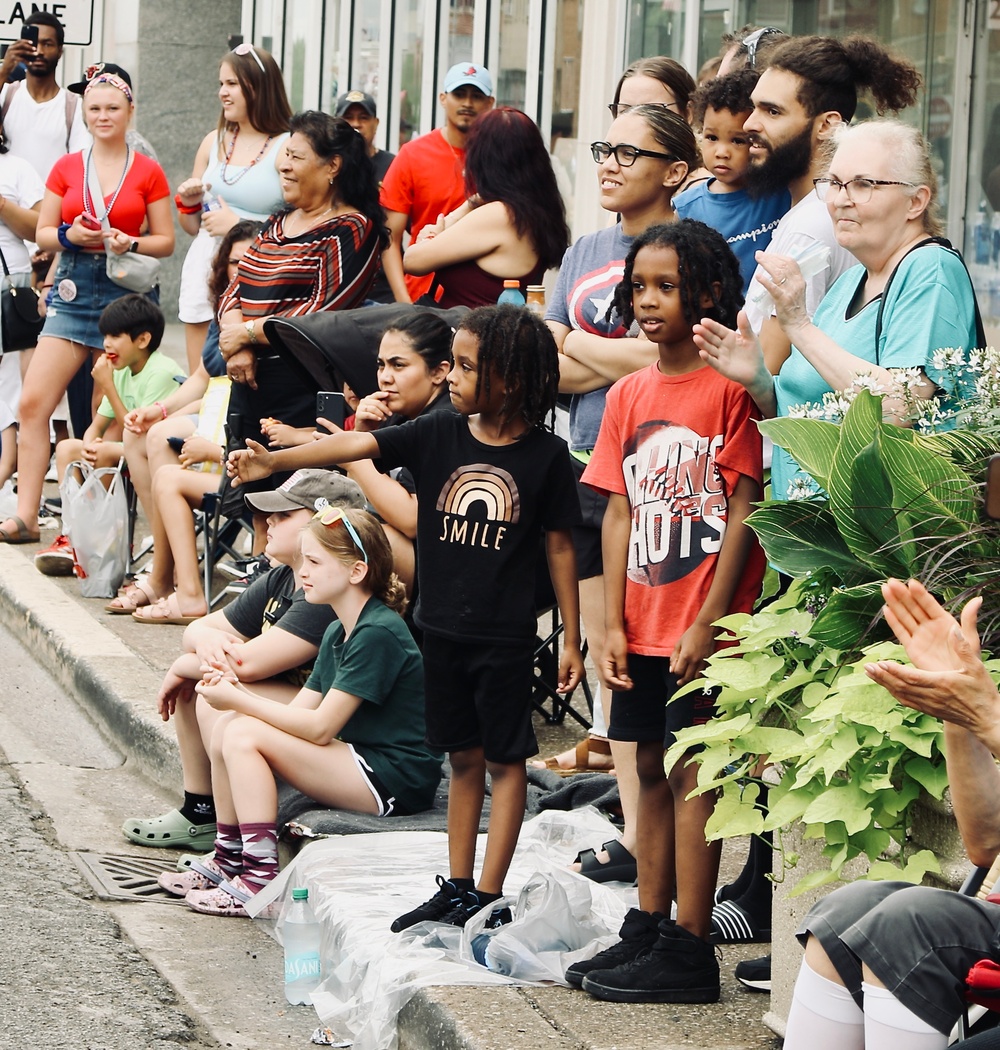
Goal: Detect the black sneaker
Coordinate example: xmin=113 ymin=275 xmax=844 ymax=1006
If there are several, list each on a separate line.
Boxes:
xmin=709 ymin=898 xmax=771 ymax=943
xmin=390 ymin=875 xmax=469 ymax=933
xmin=564 ymin=908 xmax=664 ymax=988
xmin=439 ymin=888 xmax=511 ymax=929
xmin=735 ymin=954 xmax=771 ymax=992
xmin=581 ymin=920 xmax=720 ymax=1003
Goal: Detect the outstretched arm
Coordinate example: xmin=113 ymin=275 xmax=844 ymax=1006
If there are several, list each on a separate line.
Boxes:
xmin=227 ymin=431 xmax=381 ymax=486
xmin=865 ymin=578 xmax=1000 ymax=864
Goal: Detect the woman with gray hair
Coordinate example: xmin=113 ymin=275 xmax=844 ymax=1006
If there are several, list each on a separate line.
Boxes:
xmin=695 ymin=118 xmax=979 ymax=502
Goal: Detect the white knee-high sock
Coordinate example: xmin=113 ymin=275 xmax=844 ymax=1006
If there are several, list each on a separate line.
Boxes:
xmin=784 ymin=959 xmax=865 ymax=1050
xmin=862 ymin=982 xmax=948 ymax=1050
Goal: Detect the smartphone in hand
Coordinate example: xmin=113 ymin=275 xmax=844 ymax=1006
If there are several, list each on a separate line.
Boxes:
xmin=166 ymin=436 xmax=185 ymax=454
xmin=80 ymin=212 xmax=102 ymax=230
xmin=316 ymin=390 xmax=346 ymax=430
xmin=19 ymin=24 xmax=39 ymax=47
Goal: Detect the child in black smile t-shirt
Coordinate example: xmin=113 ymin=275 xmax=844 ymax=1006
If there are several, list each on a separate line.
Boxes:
xmin=228 ymin=304 xmax=584 ymax=930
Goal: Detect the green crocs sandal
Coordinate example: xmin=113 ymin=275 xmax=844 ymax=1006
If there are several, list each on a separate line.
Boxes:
xmin=121 ymin=808 xmax=217 ymax=850
xmin=177 ymin=850 xmax=215 ymax=872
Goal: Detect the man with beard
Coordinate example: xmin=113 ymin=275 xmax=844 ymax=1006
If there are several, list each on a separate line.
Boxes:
xmin=741 ymin=35 xmax=919 ymax=372
xmin=380 ymin=63 xmax=494 ymax=303
xmin=0 ymin=12 xmax=89 ymax=182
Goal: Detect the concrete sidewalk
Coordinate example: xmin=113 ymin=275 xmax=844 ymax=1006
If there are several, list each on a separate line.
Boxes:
xmin=0 ymin=538 xmax=781 ymax=1050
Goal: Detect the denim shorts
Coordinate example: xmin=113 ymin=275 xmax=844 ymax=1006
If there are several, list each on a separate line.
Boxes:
xmin=41 ymin=251 xmax=159 ymax=350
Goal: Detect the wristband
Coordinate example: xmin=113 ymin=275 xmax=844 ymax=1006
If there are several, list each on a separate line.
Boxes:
xmin=154 ymin=401 xmax=168 ymax=420
xmin=57 ymin=222 xmax=80 ymax=251
xmin=174 ymin=193 xmax=201 ymax=215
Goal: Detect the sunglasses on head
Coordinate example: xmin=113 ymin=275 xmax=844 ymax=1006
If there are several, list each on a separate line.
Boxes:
xmin=232 ymin=42 xmax=266 ymax=74
xmin=740 ymin=26 xmax=783 ymax=69
xmin=313 ymin=506 xmax=368 ymax=564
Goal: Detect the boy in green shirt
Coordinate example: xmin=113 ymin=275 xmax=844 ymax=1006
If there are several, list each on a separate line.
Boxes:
xmin=35 ymin=294 xmax=183 ymax=575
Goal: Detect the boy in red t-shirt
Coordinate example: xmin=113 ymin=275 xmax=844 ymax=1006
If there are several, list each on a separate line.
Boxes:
xmin=570 ymin=220 xmax=764 ymax=1003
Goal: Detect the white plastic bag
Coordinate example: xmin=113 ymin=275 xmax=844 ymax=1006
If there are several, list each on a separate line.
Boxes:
xmin=61 ymin=459 xmax=129 ymax=598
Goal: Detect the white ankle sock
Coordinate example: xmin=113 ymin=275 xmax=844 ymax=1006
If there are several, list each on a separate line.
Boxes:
xmin=784 ymin=960 xmax=864 ymax=1050
xmin=862 ymin=982 xmax=948 ymax=1050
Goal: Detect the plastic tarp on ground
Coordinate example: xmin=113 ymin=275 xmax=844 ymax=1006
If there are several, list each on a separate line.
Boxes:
xmin=246 ymin=809 xmax=636 ymax=1050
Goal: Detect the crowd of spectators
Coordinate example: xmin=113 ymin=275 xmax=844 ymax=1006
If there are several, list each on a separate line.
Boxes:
xmin=0 ymin=18 xmax=996 ymax=1045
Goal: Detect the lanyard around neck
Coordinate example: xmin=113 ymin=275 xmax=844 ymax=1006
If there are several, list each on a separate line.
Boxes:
xmin=83 ymin=145 xmax=131 ymax=225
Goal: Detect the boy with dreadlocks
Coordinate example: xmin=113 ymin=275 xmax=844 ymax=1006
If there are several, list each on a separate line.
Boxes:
xmin=566 ymin=220 xmax=764 ymax=1003
xmin=228 ymin=304 xmax=584 ymax=930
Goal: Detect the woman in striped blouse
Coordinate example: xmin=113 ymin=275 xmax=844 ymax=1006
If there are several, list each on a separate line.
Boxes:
xmin=217 ymin=110 xmax=387 ymax=453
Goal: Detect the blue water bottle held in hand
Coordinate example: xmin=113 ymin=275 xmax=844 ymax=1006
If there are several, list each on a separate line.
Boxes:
xmin=283 ymin=887 xmax=322 ymax=1004
xmin=497 ymin=279 xmax=525 ymax=307
xmin=202 ymin=182 xmax=223 ymax=214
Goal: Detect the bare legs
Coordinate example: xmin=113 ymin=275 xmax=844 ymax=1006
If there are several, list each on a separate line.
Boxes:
xmin=446 ymin=747 xmax=526 ymax=896
xmin=184 ymin=321 xmax=209 ymax=378
xmin=208 ymin=712 xmax=379 ymax=827
xmin=3 ymin=336 xmax=92 ymax=534
xmin=635 ymin=741 xmax=719 ymax=939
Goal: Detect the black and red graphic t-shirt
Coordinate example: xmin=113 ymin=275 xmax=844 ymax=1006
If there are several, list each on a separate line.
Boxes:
xmin=583 ymin=363 xmax=764 ymax=656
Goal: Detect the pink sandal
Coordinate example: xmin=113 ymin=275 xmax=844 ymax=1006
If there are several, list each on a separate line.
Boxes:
xmin=158 ymin=856 xmax=228 ymax=897
xmin=185 ymin=874 xmax=255 ymax=917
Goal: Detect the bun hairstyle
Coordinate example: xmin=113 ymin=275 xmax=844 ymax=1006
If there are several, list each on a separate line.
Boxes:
xmin=384 ymin=311 xmax=454 ymax=370
xmin=306 ymin=508 xmax=408 ymax=614
xmin=767 ymin=35 xmax=921 ymax=122
xmin=623 ymin=105 xmax=700 ymax=199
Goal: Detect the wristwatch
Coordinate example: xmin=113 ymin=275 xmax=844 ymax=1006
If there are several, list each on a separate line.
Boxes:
xmin=128 ymin=239 xmax=139 ymax=253
xmin=244 ymin=319 xmax=258 ymax=345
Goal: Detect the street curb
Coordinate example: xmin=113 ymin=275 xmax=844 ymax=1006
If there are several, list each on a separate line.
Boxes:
xmin=0 ymin=547 xmax=182 ymax=789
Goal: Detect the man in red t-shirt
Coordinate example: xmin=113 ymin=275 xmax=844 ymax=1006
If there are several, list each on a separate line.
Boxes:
xmin=380 ymin=63 xmax=494 ymax=303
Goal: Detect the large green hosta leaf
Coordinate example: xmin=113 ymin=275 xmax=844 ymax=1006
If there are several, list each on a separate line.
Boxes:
xmin=758 ymin=416 xmax=840 ymax=491
xmin=878 ymin=426 xmax=978 ymax=552
xmin=809 ymin=582 xmax=887 ymax=647
xmin=828 ymin=391 xmax=912 ymax=574
xmin=746 ymin=500 xmax=870 ymax=583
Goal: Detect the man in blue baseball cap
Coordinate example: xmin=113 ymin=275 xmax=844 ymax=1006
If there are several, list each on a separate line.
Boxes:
xmin=380 ymin=62 xmax=494 ymax=303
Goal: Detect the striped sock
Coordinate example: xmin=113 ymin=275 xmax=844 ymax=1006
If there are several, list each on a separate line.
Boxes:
xmin=212 ymin=822 xmax=244 ymax=880
xmin=239 ymin=822 xmax=279 ymax=893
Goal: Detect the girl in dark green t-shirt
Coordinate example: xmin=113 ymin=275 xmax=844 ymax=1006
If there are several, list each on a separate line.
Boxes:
xmin=177 ymin=509 xmax=440 ymax=917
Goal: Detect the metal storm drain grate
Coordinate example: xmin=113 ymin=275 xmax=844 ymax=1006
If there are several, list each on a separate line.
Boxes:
xmin=70 ymin=852 xmax=187 ymax=905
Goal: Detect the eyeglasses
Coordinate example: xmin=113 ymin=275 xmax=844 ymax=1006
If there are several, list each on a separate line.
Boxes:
xmin=232 ymin=42 xmax=266 ymax=74
xmin=813 ymin=176 xmax=916 ymax=204
xmin=313 ymin=506 xmax=368 ymax=564
xmin=740 ymin=26 xmax=783 ymax=70
xmin=607 ymin=100 xmax=682 ymax=120
xmin=590 ymin=141 xmax=676 ymax=167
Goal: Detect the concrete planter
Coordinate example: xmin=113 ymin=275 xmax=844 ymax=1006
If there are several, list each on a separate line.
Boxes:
xmin=762 ymin=790 xmax=962 ymax=1037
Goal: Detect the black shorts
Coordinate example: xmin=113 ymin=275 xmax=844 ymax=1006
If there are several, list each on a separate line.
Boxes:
xmin=799 ymin=879 xmax=1000 ymax=1035
xmin=421 ymin=632 xmax=538 ymax=764
xmin=570 ymin=454 xmax=607 ymax=581
xmin=607 ymin=653 xmax=717 ymax=749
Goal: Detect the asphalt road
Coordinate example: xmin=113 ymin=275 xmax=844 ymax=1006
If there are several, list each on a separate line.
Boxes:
xmin=0 ymin=623 xmax=221 ymax=1050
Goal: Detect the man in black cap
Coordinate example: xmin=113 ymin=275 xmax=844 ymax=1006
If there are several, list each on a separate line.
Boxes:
xmin=336 ymin=89 xmax=396 ymax=303
xmin=335 ymin=89 xmax=395 ymax=186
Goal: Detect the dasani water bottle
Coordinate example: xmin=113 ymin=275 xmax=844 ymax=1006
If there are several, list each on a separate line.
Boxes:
xmin=283 ymin=887 xmax=322 ymax=1004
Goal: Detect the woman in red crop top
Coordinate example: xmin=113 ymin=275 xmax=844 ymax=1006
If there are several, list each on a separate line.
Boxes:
xmin=1 ymin=71 xmax=174 ymax=544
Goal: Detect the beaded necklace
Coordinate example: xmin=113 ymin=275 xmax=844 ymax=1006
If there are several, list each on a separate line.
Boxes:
xmin=220 ymin=126 xmax=274 ymax=186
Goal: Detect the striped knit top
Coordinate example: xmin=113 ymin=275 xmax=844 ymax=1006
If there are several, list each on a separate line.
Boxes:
xmin=218 ymin=209 xmax=380 ymax=320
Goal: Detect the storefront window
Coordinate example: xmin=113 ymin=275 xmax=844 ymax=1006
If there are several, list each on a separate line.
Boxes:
xmin=395 ymin=0 xmax=426 ymax=148
xmin=351 ymin=0 xmax=382 ymax=101
xmin=283 ymin=0 xmax=324 ymax=111
xmin=494 ymin=0 xmax=530 ymax=109
xmin=445 ymin=0 xmax=476 ymax=66
xmin=626 ymin=0 xmax=687 ymax=65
